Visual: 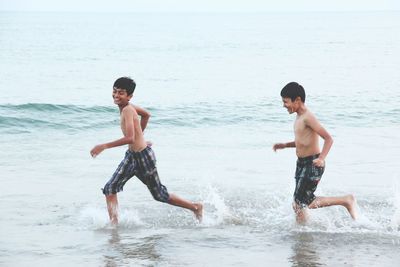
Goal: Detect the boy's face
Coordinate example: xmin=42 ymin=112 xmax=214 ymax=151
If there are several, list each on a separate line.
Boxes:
xmin=281 ymin=97 xmax=299 ymax=114
xmin=112 ymin=87 xmax=132 ymax=105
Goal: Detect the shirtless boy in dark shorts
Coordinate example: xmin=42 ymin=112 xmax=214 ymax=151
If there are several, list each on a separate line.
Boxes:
xmin=273 ymin=82 xmax=357 ymax=224
xmin=90 ymin=77 xmax=202 ymax=224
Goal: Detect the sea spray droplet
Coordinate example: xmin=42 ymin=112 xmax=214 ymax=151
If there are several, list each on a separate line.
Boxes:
xmin=78 ymin=206 xmax=110 ymax=229
xmin=200 ymin=185 xmax=233 ymax=226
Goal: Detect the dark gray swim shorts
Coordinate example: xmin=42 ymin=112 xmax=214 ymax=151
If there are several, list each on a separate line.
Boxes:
xmin=293 ymin=154 xmax=325 ymax=207
xmin=102 ymin=146 xmax=170 ymax=203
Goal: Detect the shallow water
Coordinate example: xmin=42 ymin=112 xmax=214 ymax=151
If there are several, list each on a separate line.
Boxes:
xmin=1 ymin=11 xmax=400 ymax=266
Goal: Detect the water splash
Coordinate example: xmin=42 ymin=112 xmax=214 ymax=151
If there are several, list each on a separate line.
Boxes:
xmin=78 ymin=206 xmax=143 ymax=229
xmin=199 ymin=185 xmax=240 ymax=226
xmin=73 ymin=183 xmax=400 ymax=236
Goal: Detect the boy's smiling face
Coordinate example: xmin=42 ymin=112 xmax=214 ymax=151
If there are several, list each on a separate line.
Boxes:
xmin=112 ymin=87 xmax=132 ymax=106
xmin=282 ymin=97 xmax=300 ymax=114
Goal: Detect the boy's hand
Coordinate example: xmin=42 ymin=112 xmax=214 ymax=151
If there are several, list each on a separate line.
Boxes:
xmin=313 ymin=158 xmax=325 ymax=167
xmin=273 ymin=143 xmax=285 ymax=152
xmin=90 ymin=144 xmax=106 ymax=158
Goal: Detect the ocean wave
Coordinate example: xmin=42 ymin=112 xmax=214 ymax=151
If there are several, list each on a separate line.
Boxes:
xmin=0 ymin=103 xmax=117 ymax=133
xmin=1 ymin=101 xmax=398 ymax=134
xmin=0 ymin=103 xmax=115 ymax=113
xmin=0 ymin=102 xmax=286 ymax=133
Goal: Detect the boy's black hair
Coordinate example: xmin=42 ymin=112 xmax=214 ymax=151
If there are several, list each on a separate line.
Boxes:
xmin=280 ymin=82 xmax=306 ymax=103
xmin=113 ymin=77 xmax=136 ymax=96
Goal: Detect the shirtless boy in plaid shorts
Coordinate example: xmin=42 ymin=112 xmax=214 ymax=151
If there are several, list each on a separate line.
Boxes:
xmin=273 ymin=82 xmax=357 ymax=224
xmin=90 ymin=77 xmax=202 ymax=224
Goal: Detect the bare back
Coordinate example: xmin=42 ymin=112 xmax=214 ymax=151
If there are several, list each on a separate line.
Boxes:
xmin=120 ymin=105 xmax=147 ymax=152
xmin=294 ymin=111 xmax=320 ymax=157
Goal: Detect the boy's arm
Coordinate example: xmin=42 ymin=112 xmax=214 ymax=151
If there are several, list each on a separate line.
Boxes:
xmin=273 ymin=141 xmax=295 ymax=151
xmin=305 ymin=114 xmax=333 ymax=167
xmin=132 ymin=105 xmax=150 ymax=132
xmin=90 ymin=107 xmax=135 ymax=158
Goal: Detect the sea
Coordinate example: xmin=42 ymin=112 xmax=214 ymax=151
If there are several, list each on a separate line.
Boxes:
xmin=1 ymin=11 xmax=400 ymax=266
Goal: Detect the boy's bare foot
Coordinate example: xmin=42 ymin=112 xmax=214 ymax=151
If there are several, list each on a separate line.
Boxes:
xmin=110 ymin=217 xmax=118 ymax=225
xmin=345 ymin=194 xmax=358 ymax=220
xmin=193 ymin=203 xmax=203 ymax=222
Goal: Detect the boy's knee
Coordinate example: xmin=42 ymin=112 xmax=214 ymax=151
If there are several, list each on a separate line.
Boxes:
xmin=148 ymin=183 xmax=170 ymax=203
xmin=292 ymin=201 xmax=307 ymax=213
xmin=105 ymin=193 xmax=117 ymax=200
xmin=292 ymin=201 xmax=300 ymax=211
xmin=151 ymin=192 xmax=169 ymax=203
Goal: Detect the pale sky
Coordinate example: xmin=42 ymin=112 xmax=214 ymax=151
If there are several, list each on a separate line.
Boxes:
xmin=1 ymin=0 xmax=399 ymax=12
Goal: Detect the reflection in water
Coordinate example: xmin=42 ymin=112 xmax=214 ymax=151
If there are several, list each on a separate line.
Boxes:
xmin=288 ymin=232 xmax=322 ymax=267
xmin=103 ymin=228 xmax=163 ymax=267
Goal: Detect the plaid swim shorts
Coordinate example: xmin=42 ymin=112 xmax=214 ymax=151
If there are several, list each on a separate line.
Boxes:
xmin=102 ymin=146 xmax=170 ymax=203
xmin=293 ymin=154 xmax=325 ymax=207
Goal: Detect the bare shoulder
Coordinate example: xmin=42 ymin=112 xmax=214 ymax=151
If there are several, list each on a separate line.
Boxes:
xmin=132 ymin=104 xmax=150 ymax=116
xmin=131 ymin=104 xmax=140 ymax=110
xmin=121 ymin=104 xmax=137 ymax=115
xmin=120 ymin=105 xmax=138 ymax=122
xmin=303 ymin=109 xmax=318 ymax=124
xmin=304 ymin=110 xmax=326 ymax=132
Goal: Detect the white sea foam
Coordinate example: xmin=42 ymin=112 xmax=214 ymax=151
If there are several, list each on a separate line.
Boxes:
xmin=78 ymin=205 xmax=144 ymax=229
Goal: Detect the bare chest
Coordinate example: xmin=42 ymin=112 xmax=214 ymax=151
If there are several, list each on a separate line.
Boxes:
xmin=294 ymin=118 xmax=314 ymax=139
xmin=120 ymin=114 xmax=141 ymax=135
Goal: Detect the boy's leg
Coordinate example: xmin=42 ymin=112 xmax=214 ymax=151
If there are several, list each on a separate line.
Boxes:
xmin=168 ymin=193 xmax=203 ymax=221
xmin=308 ymin=194 xmax=357 ymax=219
xmin=137 ymin=147 xmax=203 ymax=221
xmin=106 ymin=194 xmax=119 ymax=225
xmin=102 ymin=150 xmax=136 ymax=225
xmin=292 ymin=202 xmax=309 ymax=225
xmin=139 ymin=172 xmax=203 ymax=221
xmin=143 ymin=175 xmax=204 ymax=221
